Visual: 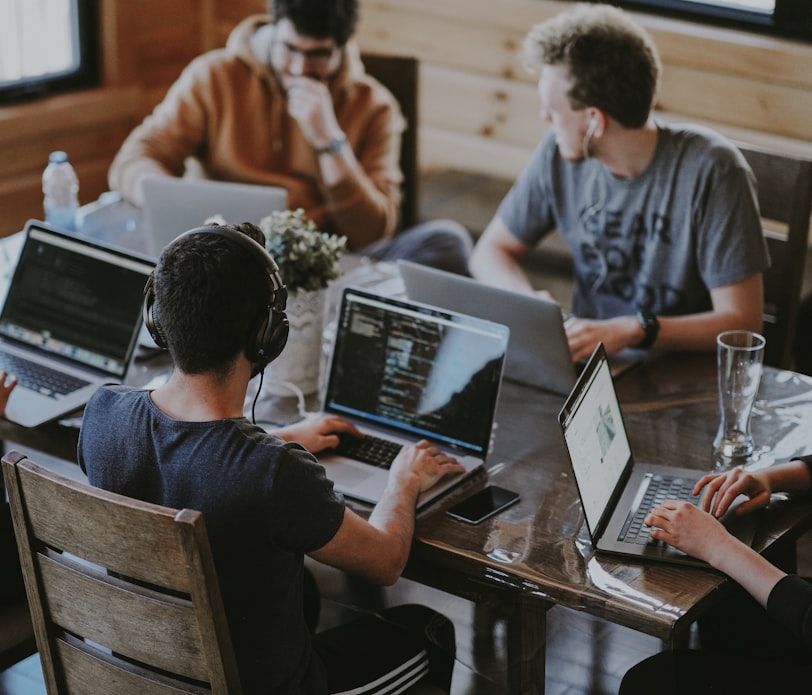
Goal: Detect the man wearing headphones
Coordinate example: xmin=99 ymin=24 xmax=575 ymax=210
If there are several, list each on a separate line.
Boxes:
xmin=77 ymin=223 xmax=462 ymax=694
xmin=469 ymin=4 xmax=769 ymax=364
xmin=108 ymin=0 xmax=471 ymax=275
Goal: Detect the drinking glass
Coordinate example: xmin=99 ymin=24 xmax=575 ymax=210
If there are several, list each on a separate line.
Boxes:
xmin=713 ymin=330 xmax=765 ymax=466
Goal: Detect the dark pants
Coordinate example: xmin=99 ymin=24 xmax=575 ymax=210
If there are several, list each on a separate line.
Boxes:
xmin=360 ymin=219 xmax=473 ymax=277
xmin=313 ymin=603 xmax=456 ymax=694
xmin=621 ymin=584 xmax=811 ymax=694
xmin=0 ymin=503 xmax=25 ymax=602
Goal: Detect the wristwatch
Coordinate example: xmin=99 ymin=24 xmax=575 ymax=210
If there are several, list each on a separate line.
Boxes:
xmin=636 ymin=311 xmax=659 ymax=349
xmin=314 ymin=134 xmax=347 ymax=156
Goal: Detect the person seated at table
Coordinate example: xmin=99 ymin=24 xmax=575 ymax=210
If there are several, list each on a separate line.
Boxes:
xmin=108 ymin=0 xmax=471 ymax=275
xmin=621 ymin=456 xmax=812 ymax=694
xmin=468 ymin=4 xmax=769 ymax=364
xmin=0 ymin=372 xmax=25 ymax=604
xmin=77 ymin=221 xmax=463 ymax=694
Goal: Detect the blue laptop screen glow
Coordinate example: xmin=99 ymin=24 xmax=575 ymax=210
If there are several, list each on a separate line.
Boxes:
xmin=324 ymin=290 xmax=508 ymax=455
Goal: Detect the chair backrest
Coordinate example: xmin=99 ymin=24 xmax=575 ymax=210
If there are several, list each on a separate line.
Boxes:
xmin=737 ymin=143 xmax=812 ymax=369
xmin=2 ymin=450 xmax=242 ymax=695
xmin=362 ymin=53 xmax=419 ymax=232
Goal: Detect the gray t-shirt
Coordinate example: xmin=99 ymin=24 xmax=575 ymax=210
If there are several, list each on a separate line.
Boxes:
xmin=498 ymin=123 xmax=770 ymax=318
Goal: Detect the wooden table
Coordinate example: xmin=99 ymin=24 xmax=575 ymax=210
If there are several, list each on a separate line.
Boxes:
xmin=3 ymin=220 xmax=811 ymax=694
xmin=397 ymin=352 xmax=812 ymax=694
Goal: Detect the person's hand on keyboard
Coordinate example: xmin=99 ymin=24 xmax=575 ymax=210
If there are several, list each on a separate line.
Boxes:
xmin=272 ymin=414 xmax=363 ymax=453
xmin=0 ymin=370 xmax=17 ymax=417
xmin=389 ymin=440 xmax=466 ymax=494
xmin=691 ymin=466 xmax=773 ymax=519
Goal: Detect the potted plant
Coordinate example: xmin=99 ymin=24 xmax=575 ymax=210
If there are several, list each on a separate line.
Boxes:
xmin=258 ymin=208 xmax=346 ymax=394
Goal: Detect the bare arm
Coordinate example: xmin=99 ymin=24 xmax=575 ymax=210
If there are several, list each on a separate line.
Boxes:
xmin=695 ymin=458 xmax=812 ymax=518
xmin=287 ymin=76 xmax=401 ymax=249
xmin=647 ymin=457 xmax=812 ymax=607
xmin=469 ymin=217 xmax=539 ymax=294
xmin=647 ymin=501 xmax=786 ymax=607
xmin=308 ymin=441 xmax=465 ymax=585
xmin=565 ymin=273 xmax=764 ymax=363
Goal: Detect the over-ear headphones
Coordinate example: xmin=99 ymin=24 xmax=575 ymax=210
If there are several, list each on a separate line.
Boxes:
xmin=142 ymin=225 xmax=289 ymax=371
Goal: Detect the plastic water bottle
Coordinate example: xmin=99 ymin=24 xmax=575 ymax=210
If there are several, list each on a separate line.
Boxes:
xmin=42 ymin=150 xmax=79 ymax=232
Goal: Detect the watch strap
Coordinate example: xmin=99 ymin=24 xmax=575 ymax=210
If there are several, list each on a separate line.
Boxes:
xmin=636 ymin=311 xmax=659 ymax=349
xmin=314 ymin=134 xmax=347 ymax=155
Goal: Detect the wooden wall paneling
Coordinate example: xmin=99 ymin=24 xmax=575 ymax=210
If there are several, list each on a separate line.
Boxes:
xmin=658 ymin=65 xmax=812 ymax=142
xmin=421 ymin=65 xmax=544 ymax=149
xmin=216 ymin=0 xmax=266 ymax=45
xmin=420 ymin=125 xmax=535 ymax=180
xmin=357 ymin=0 xmax=812 ymax=180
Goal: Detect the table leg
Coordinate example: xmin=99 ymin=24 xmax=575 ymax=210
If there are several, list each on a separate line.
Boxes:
xmin=504 ymin=597 xmax=551 ymax=695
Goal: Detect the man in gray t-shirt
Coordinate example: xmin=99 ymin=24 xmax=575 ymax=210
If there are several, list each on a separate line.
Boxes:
xmin=470 ymin=5 xmax=768 ymax=364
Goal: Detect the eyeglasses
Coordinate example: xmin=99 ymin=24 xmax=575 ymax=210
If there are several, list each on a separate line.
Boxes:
xmin=274 ymin=40 xmax=341 ymax=71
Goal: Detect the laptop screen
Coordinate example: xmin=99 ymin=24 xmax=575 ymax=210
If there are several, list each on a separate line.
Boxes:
xmin=324 ymin=289 xmax=509 ymax=456
xmin=559 ymin=344 xmax=632 ymax=537
xmin=0 ymin=225 xmax=154 ymax=378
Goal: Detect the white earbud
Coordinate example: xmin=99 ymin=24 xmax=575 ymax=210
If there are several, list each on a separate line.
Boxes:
xmin=582 ymin=117 xmax=599 ymax=160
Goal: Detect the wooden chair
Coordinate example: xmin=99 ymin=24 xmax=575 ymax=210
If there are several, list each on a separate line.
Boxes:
xmin=737 ymin=143 xmax=812 ymax=369
xmin=362 ymin=53 xmax=419 ymax=232
xmin=2 ymin=450 xmax=242 ymax=694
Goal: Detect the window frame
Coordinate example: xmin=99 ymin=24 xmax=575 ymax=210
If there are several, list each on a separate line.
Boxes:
xmin=0 ymin=0 xmax=100 ymax=104
xmin=602 ymin=0 xmax=812 ymax=42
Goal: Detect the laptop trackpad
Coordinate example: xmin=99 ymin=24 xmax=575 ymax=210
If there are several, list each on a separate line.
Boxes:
xmin=323 ymin=461 xmax=377 ymax=488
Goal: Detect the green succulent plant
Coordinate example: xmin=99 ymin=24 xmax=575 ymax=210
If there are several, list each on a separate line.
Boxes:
xmin=259 ymin=208 xmax=346 ymax=293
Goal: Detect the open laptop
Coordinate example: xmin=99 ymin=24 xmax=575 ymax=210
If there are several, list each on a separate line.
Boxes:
xmin=317 ymin=288 xmax=509 ymax=509
xmin=399 ymin=260 xmax=576 ymax=395
xmin=0 ymin=220 xmax=154 ymax=428
xmin=399 ymin=261 xmax=644 ymax=393
xmin=558 ymin=343 xmax=756 ymax=566
xmin=140 ymin=176 xmax=288 ymax=258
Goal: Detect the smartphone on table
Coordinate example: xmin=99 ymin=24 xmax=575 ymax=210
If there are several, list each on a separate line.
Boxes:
xmin=446 ymin=485 xmax=520 ymax=525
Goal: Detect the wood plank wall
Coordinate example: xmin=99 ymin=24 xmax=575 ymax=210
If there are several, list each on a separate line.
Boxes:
xmin=0 ymin=0 xmax=809 ymax=236
xmin=356 ymin=0 xmax=812 ymax=178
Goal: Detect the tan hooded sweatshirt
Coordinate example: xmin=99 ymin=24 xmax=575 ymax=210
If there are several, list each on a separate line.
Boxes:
xmin=108 ymin=15 xmax=405 ymax=249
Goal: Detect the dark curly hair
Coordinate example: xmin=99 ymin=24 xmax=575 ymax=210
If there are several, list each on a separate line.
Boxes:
xmin=523 ymin=4 xmax=661 ymax=128
xmin=269 ymin=0 xmax=359 ymax=46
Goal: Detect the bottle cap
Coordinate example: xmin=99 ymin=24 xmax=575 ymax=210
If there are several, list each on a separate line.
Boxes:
xmin=48 ymin=151 xmax=69 ymax=164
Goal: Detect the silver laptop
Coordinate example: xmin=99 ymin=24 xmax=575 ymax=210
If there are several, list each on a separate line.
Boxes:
xmin=0 ymin=221 xmax=154 ymax=428
xmin=140 ymin=176 xmax=288 ymax=258
xmin=558 ymin=343 xmax=756 ymax=566
xmin=318 ymin=288 xmax=509 ymax=509
xmin=398 ymin=260 xmax=576 ymax=395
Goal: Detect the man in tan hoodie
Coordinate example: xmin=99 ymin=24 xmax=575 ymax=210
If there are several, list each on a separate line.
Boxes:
xmin=109 ymin=0 xmax=471 ymax=274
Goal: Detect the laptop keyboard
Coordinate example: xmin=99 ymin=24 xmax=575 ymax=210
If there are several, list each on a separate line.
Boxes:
xmin=619 ymin=474 xmax=700 ymax=544
xmin=0 ymin=352 xmax=90 ymax=399
xmin=334 ymin=433 xmax=402 ymax=469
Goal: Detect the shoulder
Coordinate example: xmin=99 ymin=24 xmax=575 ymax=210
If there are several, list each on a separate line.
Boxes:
xmin=338 ymin=44 xmax=404 ymax=125
xmin=86 ymin=384 xmax=144 ymax=411
xmin=658 ymin=122 xmax=749 ymax=172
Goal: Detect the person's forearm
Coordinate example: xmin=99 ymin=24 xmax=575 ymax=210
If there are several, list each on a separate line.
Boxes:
xmin=469 ymin=244 xmax=535 ymax=293
xmin=708 ymin=533 xmax=787 ymax=607
xmin=653 ymin=309 xmax=762 ymax=352
xmin=766 ymin=459 xmax=812 ymax=494
xmin=321 ymin=155 xmax=398 ymax=248
xmin=365 ymin=475 xmax=422 ymax=582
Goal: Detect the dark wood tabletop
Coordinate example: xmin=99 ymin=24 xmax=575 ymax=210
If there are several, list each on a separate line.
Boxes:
xmin=397 ymin=352 xmax=812 ymax=693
